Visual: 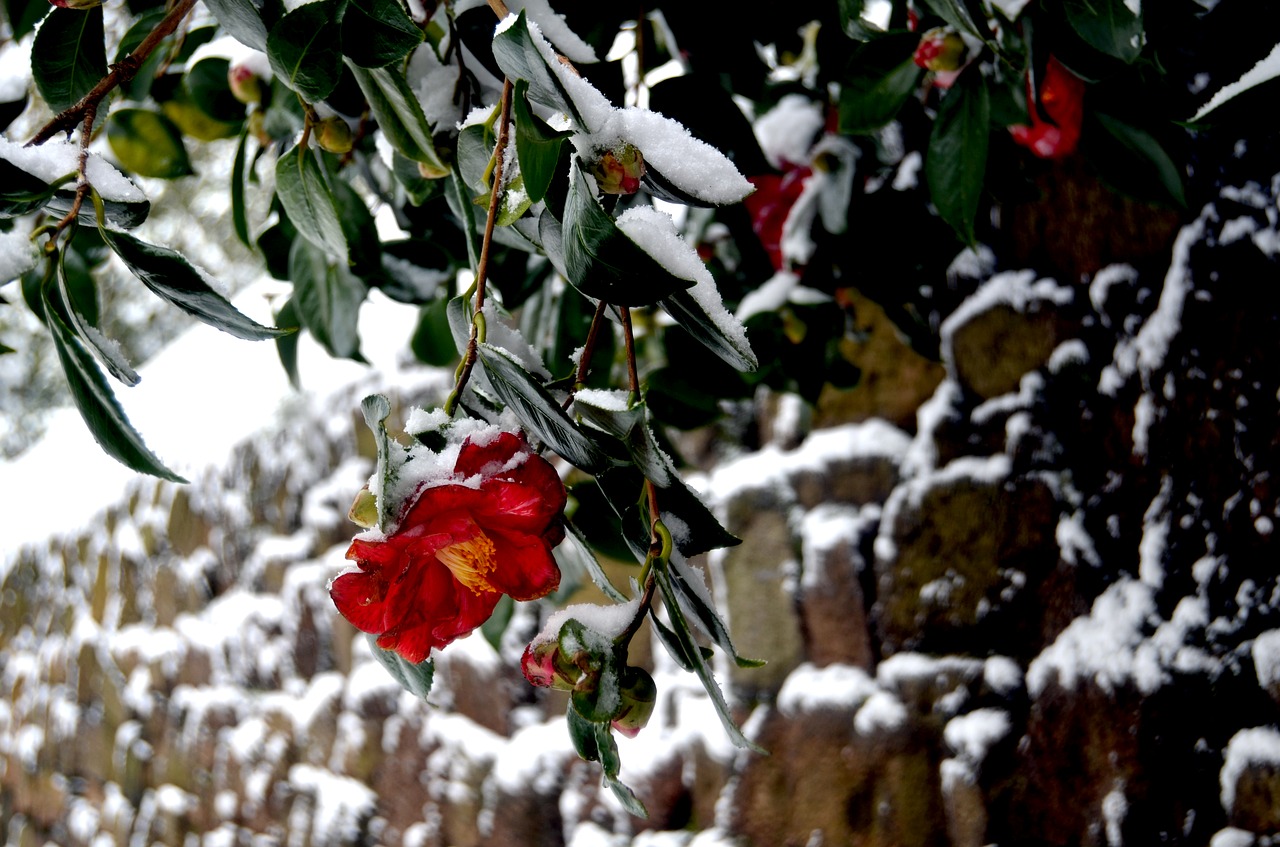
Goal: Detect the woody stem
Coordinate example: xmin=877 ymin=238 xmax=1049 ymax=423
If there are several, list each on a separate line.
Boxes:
xmin=562 ymin=300 xmax=610 ymax=410
xmin=446 ymin=78 xmax=514 ymax=415
xmin=620 ymin=306 xmax=640 ymax=405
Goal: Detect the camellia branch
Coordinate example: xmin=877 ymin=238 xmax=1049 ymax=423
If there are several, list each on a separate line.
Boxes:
xmin=445 ymin=78 xmax=515 ymax=415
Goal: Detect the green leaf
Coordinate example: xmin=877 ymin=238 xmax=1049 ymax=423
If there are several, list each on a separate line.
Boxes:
xmin=41 ymin=277 xmax=185 ymax=482
xmin=573 ymin=392 xmax=671 ymax=485
xmin=658 ymin=289 xmax=757 ymax=372
xmin=605 ymin=773 xmax=648 ymax=819
xmin=445 ymin=169 xmax=481 ymax=272
xmin=367 ymin=634 xmax=435 ymax=700
xmin=275 ymin=143 xmax=348 ymax=261
xmin=667 ymin=555 xmax=763 ymax=669
xmin=925 ymin=63 xmax=989 ymax=245
xmin=837 ymin=33 xmax=923 ymax=134
xmin=288 ymin=237 xmax=367 ymax=360
xmin=340 ymin=0 xmax=422 ymax=68
xmin=267 ymin=0 xmax=342 ymax=102
xmin=359 ymin=393 xmax=399 ymax=532
xmin=1089 ymin=112 xmax=1186 ymax=208
xmin=106 ymin=109 xmax=194 ymax=179
xmin=114 ymin=8 xmax=169 ymax=102
xmin=561 ymin=520 xmax=629 ymax=603
xmin=0 ymin=158 xmax=66 ymax=219
xmin=184 ymin=57 xmax=248 ymax=126
xmin=477 ymin=341 xmax=619 ymax=474
xmin=512 ymin=79 xmax=572 ymax=204
xmin=331 ymin=177 xmax=382 ymax=276
xmin=838 ymin=0 xmax=884 ymax=41
xmin=31 ymin=5 xmax=106 ymax=114
xmin=391 ymin=152 xmax=437 ymax=206
xmin=456 ymin=122 xmax=495 ymax=197
xmin=98 ymin=225 xmax=289 ymax=340
xmin=654 ymin=568 xmax=763 ymax=753
xmin=203 ymin=0 xmax=270 ymax=51
xmin=274 ymin=297 xmax=301 ymax=388
xmin=492 ymin=11 xmax=590 ymax=129
xmin=1063 ymin=0 xmax=1143 ymax=64
xmin=562 ymin=161 xmax=695 ymax=307
xmin=348 ymin=63 xmax=448 ymax=175
xmin=410 ymin=297 xmax=457 ymax=366
xmin=231 ymin=127 xmax=252 ymax=248
xmin=56 ymin=241 xmax=138 ymax=386
xmin=920 ymin=0 xmax=986 ymax=44
xmin=566 ymin=700 xmax=601 ymax=762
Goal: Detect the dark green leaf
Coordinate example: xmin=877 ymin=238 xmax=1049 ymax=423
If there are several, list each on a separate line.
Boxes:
xmin=0 ymin=158 xmax=65 ymax=219
xmin=331 ymin=177 xmax=382 ymax=276
xmin=410 ymin=297 xmax=457 ymax=366
xmin=925 ymin=63 xmax=989 ymax=245
xmin=573 ymin=392 xmax=670 ymax=484
xmin=479 ymin=594 xmax=515 ymax=651
xmin=32 ymin=6 xmax=106 ymax=114
xmin=348 ymin=63 xmax=449 ymax=175
xmin=1088 ymin=112 xmax=1186 ymax=208
xmin=231 ymin=127 xmax=251 ymax=248
xmin=667 ymin=555 xmax=763 ymax=669
xmin=477 ymin=341 xmax=620 ymax=474
xmin=203 ymin=0 xmax=269 ymax=51
xmin=1064 ymin=0 xmax=1143 ymax=64
xmin=594 ymin=721 xmax=621 ymax=778
xmin=562 ymin=161 xmax=695 ymax=307
xmin=921 ymin=0 xmax=986 ymax=44
xmin=359 ymin=393 xmax=399 ymax=531
xmin=837 ymin=33 xmax=923 ymax=134
xmin=492 ymin=10 xmax=589 ymax=129
xmin=838 ymin=0 xmax=884 ymax=40
xmin=512 ymin=79 xmax=572 ymax=204
xmin=56 ymin=241 xmax=138 ymax=386
xmin=274 ymin=297 xmax=301 ymax=388
xmin=184 ymin=57 xmax=248 ymax=125
xmin=368 ymin=634 xmax=435 ymax=700
xmin=566 ymin=701 xmax=601 ymax=762
xmin=456 ymin=122 xmax=495 ymax=197
xmin=654 ymin=568 xmax=763 ymax=753
xmin=445 ymin=169 xmax=481 ymax=272
xmin=114 ymin=8 xmax=168 ymax=102
xmin=391 ymin=152 xmax=437 ymax=206
xmin=606 ymin=774 xmax=648 ymax=818
xmin=4 ymin=0 xmax=46 ymax=39
xmin=99 ymin=226 xmax=288 ymax=340
xmin=561 ymin=520 xmax=629 ymax=603
xmin=288 ymin=237 xmax=367 ymax=359
xmin=41 ymin=280 xmax=185 ymax=482
xmin=658 ymin=288 xmax=757 ymax=372
xmin=106 ymin=109 xmax=194 ymax=179
xmin=275 ymin=143 xmax=348 ymax=261
xmin=340 ymin=0 xmax=422 ymax=68
xmin=267 ymin=0 xmax=342 ymax=102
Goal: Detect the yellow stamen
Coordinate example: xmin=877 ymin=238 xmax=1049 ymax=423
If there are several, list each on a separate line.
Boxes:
xmin=436 ymin=530 xmax=498 ymax=593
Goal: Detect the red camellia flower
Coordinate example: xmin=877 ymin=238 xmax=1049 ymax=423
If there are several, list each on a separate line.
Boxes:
xmin=743 ymin=166 xmax=812 ymax=271
xmin=1010 ymin=56 xmax=1085 ymax=160
xmin=331 ymin=431 xmax=566 ymax=663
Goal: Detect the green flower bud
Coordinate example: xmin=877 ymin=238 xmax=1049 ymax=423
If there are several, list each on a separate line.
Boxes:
xmin=228 ymin=63 xmax=263 ymax=105
xmin=589 ymin=143 xmax=645 ymax=195
xmin=610 ymin=666 xmax=657 ymax=738
xmin=315 ymin=117 xmax=354 ymax=155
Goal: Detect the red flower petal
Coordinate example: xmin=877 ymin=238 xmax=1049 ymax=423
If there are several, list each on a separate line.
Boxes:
xmin=483 ymin=528 xmax=562 ymax=601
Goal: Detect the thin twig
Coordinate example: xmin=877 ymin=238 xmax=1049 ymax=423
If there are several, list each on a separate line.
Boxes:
xmin=446 ymin=78 xmax=515 ymax=414
xmin=486 ymin=0 xmax=512 ymax=18
xmin=27 ymin=0 xmax=198 ymax=147
xmin=620 ymin=306 xmax=640 ymax=403
xmin=561 ymin=299 xmax=610 ymax=410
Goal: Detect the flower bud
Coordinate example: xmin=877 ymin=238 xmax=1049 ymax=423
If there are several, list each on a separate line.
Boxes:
xmin=610 ymin=666 xmax=657 ymax=738
xmin=315 ymin=117 xmax=354 ymax=155
xmin=347 ymin=487 xmax=378 ymax=529
xmin=521 ymin=638 xmax=578 ymax=690
xmin=48 ymin=0 xmax=103 ymax=8
xmin=228 ymin=63 xmax=264 ymax=105
xmin=589 ymin=143 xmax=645 ymax=195
xmin=913 ymin=27 xmax=967 ymax=72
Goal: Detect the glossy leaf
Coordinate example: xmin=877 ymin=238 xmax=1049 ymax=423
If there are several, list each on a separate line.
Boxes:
xmin=658 ymin=289 xmax=757 ymax=372
xmin=0 ymin=158 xmax=66 ymax=219
xmin=98 ymin=225 xmax=289 ymax=341
xmin=445 ymin=170 xmax=481 ymax=272
xmin=1090 ymin=112 xmax=1187 ymax=208
xmin=40 ymin=280 xmax=185 ymax=482
xmin=267 ymin=1 xmax=342 ymax=102
xmin=925 ymin=64 xmax=989 ymax=245
xmin=107 ymin=109 xmax=194 ymax=179
xmin=231 ymin=128 xmax=251 ymax=248
xmin=562 ymin=162 xmax=694 ymax=306
xmin=491 ymin=10 xmax=588 ymax=129
xmin=562 ymin=520 xmax=628 ymax=603
xmin=654 ymin=567 xmax=763 ymax=753
xmin=921 ymin=0 xmax=987 ymax=44
xmin=368 ymin=635 xmax=435 ymax=700
xmin=606 ymin=772 xmax=647 ymax=819
xmin=573 ymin=392 xmax=670 ymax=485
xmin=114 ymin=8 xmax=168 ymax=102
xmin=274 ymin=297 xmax=301 ymax=389
xmin=203 ymin=0 xmax=269 ymax=51
xmin=275 ymin=143 xmax=348 ymax=261
xmin=32 ymin=5 xmax=106 ymax=114
xmin=348 ymin=63 xmax=448 ymax=175
xmin=566 ymin=701 xmax=600 ymax=762
xmin=340 ymin=0 xmax=422 ymax=68
xmin=410 ymin=297 xmax=456 ymax=366
xmin=667 ymin=554 xmax=763 ymax=669
xmin=512 ymin=79 xmax=572 ymax=204
xmin=57 ymin=242 xmax=138 ymax=386
xmin=1064 ymin=0 xmax=1143 ymax=64
xmin=477 ymin=341 xmax=619 ymax=474
xmin=360 ymin=393 xmax=400 ymax=532
xmin=837 ymin=32 xmax=923 ymax=134
xmin=288 ymin=237 xmax=367 ymax=360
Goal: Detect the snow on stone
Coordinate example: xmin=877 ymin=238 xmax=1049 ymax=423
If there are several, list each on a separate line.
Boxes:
xmin=1057 ymin=510 xmax=1101 ymax=568
xmin=983 ymin=656 xmax=1023 ymax=695
xmin=1210 ymin=828 xmax=1259 ymax=847
xmin=1088 ymin=264 xmax=1138 ymax=326
xmin=1138 ymin=476 xmax=1172 ymax=588
xmin=778 ymin=662 xmax=877 ymax=716
xmin=1252 ymin=629 xmax=1280 ymax=690
xmin=800 ymin=504 xmax=877 ymax=589
xmin=1100 ymin=212 xmax=1205 ymax=396
xmin=1220 ymin=726 xmax=1280 ymax=814
xmin=944 ymin=708 xmax=1010 ymax=764
xmin=1102 ymin=781 xmax=1128 ymax=847
xmin=0 ymin=135 xmax=145 ymax=203
xmin=753 ymin=94 xmax=824 ymax=170
xmin=488 ymin=717 xmax=578 ymax=795
xmin=940 ymin=270 xmax=1073 ymax=373
xmin=854 ymin=690 xmax=908 ymax=736
xmin=1191 ymin=38 xmax=1280 ymax=122
xmin=288 ymin=764 xmax=376 ymax=843
xmin=1027 ymin=578 xmax=1166 ymax=697
xmin=0 ymin=228 xmax=39 ymax=284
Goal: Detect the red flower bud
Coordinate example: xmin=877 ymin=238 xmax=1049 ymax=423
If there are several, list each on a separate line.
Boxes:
xmin=913 ymin=27 xmax=967 ymax=72
xmin=610 ymin=666 xmax=657 ymax=738
xmin=521 ymin=639 xmax=577 ymax=690
xmin=48 ymin=0 xmax=102 ymax=8
xmin=590 ymin=143 xmax=645 ymax=195
xmin=1010 ymin=55 xmax=1085 ymax=160
xmin=228 ymin=63 xmax=264 ymax=105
